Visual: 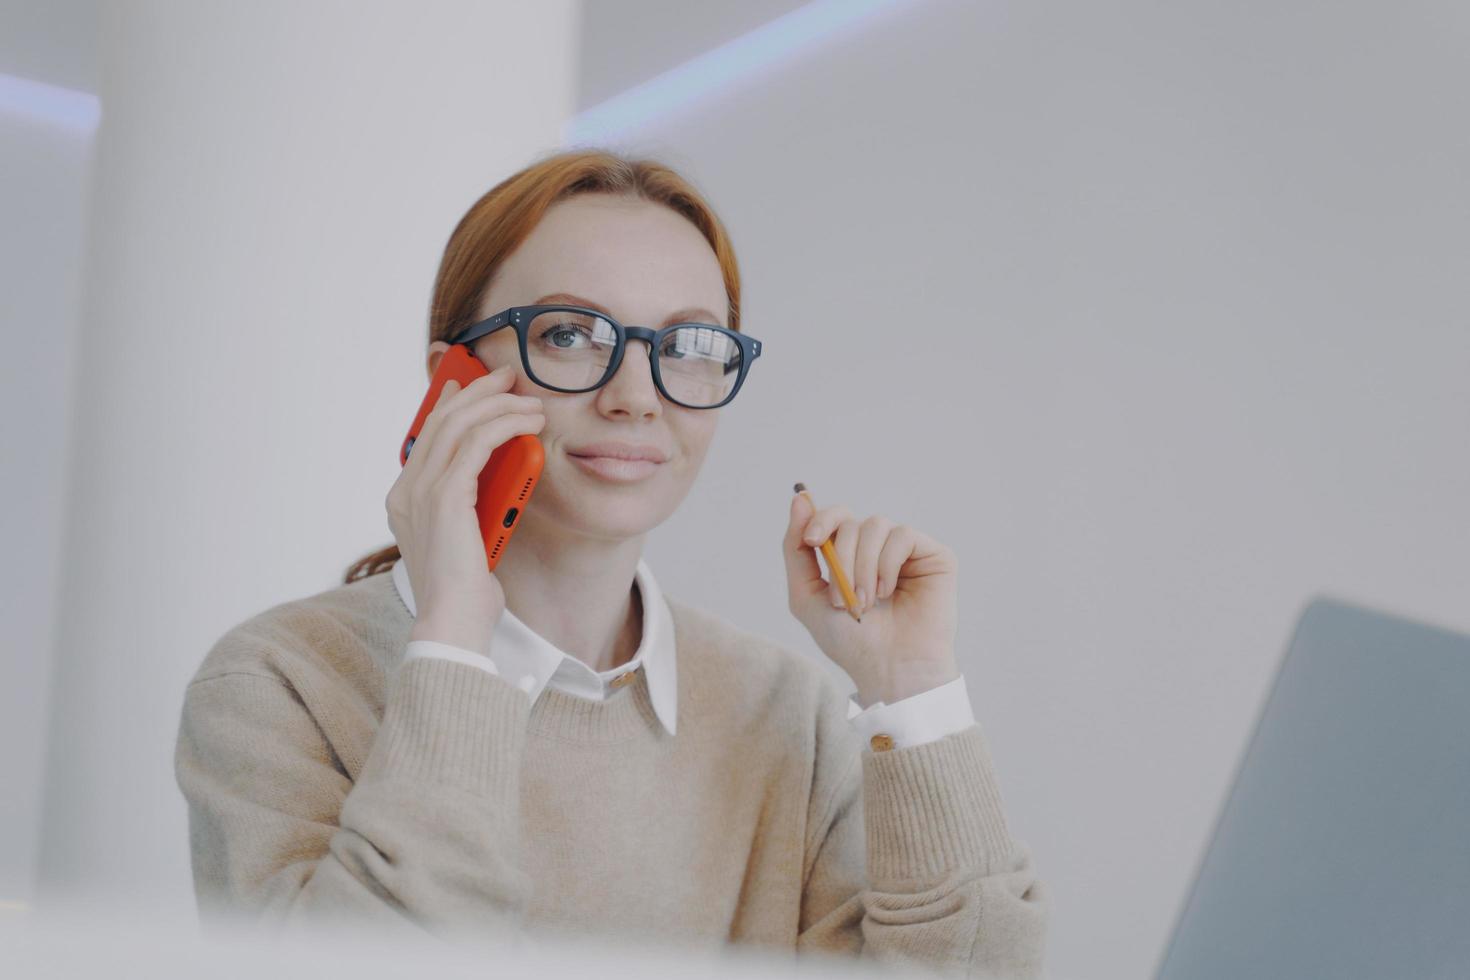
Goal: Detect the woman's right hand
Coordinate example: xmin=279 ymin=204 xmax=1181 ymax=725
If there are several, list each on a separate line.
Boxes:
xmin=385 ymin=363 xmax=546 ymax=656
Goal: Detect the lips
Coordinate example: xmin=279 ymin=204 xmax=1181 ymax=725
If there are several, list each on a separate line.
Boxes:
xmin=568 ymin=454 xmax=664 ymax=483
xmin=566 ymin=442 xmax=669 ymax=463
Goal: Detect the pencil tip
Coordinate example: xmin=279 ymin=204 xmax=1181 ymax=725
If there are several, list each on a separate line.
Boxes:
xmin=793 ymin=482 xmax=805 ymax=494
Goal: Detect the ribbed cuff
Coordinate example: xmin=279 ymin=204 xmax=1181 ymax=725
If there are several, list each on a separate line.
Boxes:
xmin=862 ymin=724 xmax=1019 ymax=885
xmin=357 ymin=656 xmax=531 ymax=799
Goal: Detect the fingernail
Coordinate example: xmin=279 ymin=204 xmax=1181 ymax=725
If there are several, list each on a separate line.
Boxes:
xmin=857 ymin=588 xmax=867 ymax=611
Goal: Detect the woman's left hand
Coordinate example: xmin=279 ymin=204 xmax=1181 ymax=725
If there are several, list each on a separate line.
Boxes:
xmin=783 ymin=491 xmax=961 ymax=706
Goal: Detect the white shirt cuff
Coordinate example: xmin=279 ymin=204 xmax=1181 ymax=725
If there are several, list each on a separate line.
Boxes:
xmin=846 ymin=673 xmax=975 ymax=749
xmin=403 ymin=639 xmax=499 ymax=676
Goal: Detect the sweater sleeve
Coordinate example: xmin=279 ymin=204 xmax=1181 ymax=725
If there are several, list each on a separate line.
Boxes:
xmin=173 ymin=654 xmax=533 ymax=942
xmin=795 ymin=678 xmax=1051 ymax=978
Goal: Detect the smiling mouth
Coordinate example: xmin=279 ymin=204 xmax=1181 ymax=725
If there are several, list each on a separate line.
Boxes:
xmin=567 ymin=453 xmax=665 ymax=482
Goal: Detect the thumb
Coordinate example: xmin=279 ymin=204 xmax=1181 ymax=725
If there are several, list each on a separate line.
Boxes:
xmin=782 ymin=492 xmax=827 ymax=615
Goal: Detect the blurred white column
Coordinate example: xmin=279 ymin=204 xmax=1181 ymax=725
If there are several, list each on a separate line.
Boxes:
xmin=0 ymin=87 xmax=94 ymax=910
xmin=0 ymin=1 xmax=100 ymax=909
xmin=35 ymin=0 xmax=576 ymax=911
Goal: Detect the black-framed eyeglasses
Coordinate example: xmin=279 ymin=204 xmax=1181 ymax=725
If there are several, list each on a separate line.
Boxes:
xmin=448 ymin=304 xmax=763 ymax=410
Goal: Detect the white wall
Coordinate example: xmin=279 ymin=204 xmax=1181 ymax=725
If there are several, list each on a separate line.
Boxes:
xmin=32 ymin=0 xmax=578 ymax=911
xmin=577 ymin=2 xmax=1470 ymax=978
xmin=0 ymin=0 xmax=98 ymax=908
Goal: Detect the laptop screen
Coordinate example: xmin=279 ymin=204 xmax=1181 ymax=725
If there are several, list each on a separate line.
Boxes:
xmin=1155 ymin=597 xmax=1470 ymax=979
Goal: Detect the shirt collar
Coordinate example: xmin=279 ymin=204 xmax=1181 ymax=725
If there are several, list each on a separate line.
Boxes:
xmin=390 ymin=556 xmax=677 ymax=736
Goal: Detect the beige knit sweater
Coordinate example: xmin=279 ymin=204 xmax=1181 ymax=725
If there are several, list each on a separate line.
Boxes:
xmin=173 ymin=569 xmax=1050 ymax=977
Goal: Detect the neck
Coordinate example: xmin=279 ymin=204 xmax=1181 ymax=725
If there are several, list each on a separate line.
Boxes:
xmin=492 ymin=509 xmax=644 ymax=674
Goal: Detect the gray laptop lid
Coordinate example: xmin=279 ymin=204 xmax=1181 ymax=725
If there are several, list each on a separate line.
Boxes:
xmin=1155 ymin=596 xmax=1470 ymax=980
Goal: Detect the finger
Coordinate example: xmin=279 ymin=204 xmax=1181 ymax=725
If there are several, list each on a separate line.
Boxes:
xmin=829 ymin=517 xmax=860 ymax=608
xmin=803 ymin=504 xmax=853 ymax=605
xmin=852 ymin=515 xmax=893 ymax=612
xmin=874 ymin=525 xmax=917 ymax=598
xmin=782 ymin=493 xmax=828 ymax=609
xmin=415 ymin=384 xmax=540 ymax=489
xmin=900 ymin=526 xmax=957 ymax=581
xmin=436 ymin=410 xmax=547 ymax=503
xmin=801 ymin=503 xmax=853 ymax=550
xmin=414 ymin=386 xmax=544 ymax=488
xmin=407 ymin=365 xmax=516 ymax=478
xmin=400 ymin=377 xmax=461 ymax=481
xmin=784 ymin=498 xmax=859 ymax=619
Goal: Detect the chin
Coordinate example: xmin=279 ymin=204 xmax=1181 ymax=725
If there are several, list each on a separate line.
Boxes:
xmin=569 ymin=504 xmax=667 ymax=542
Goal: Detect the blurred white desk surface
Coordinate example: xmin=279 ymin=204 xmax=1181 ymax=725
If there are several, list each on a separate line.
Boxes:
xmin=0 ymin=901 xmax=933 ymax=980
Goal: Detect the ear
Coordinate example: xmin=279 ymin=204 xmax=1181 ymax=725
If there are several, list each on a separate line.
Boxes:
xmin=425 ymin=341 xmax=451 ymax=382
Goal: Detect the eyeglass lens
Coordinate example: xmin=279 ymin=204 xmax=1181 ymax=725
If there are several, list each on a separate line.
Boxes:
xmin=524 ymin=308 xmax=741 ymax=407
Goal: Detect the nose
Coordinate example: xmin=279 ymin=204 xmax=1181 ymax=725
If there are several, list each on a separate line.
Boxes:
xmin=597 ymin=339 xmax=661 ymax=417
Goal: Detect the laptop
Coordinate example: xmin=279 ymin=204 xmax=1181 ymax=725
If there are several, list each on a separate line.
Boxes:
xmin=1154 ymin=596 xmax=1470 ymax=979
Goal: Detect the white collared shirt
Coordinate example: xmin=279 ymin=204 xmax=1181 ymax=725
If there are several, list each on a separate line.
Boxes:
xmin=390 ymin=558 xmax=974 ymax=749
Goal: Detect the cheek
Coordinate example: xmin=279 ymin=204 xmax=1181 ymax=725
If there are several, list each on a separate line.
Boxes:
xmin=674 ymin=422 xmax=718 ymax=468
xmin=513 ymin=384 xmax=559 ymax=424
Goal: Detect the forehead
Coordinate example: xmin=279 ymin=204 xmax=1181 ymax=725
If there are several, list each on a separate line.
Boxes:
xmin=485 ymin=194 xmax=729 ymax=327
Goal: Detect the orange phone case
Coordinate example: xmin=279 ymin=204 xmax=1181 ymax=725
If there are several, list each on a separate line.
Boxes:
xmin=400 ymin=345 xmax=544 ymax=572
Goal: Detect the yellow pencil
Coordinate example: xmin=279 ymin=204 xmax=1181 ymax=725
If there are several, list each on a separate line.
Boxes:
xmin=794 ymin=482 xmax=862 ymax=622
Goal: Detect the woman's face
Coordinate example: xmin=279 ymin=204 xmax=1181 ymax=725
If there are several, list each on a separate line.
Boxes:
xmin=427 ymin=193 xmax=730 ymax=544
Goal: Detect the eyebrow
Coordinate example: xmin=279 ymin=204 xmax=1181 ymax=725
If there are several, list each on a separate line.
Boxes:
xmin=533 ymin=292 xmax=725 ymax=328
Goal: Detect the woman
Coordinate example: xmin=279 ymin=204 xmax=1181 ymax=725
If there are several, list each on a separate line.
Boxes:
xmin=174 ymin=148 xmax=1050 ymax=976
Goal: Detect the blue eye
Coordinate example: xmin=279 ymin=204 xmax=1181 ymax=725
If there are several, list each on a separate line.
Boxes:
xmin=541 ymin=323 xmax=592 ymax=349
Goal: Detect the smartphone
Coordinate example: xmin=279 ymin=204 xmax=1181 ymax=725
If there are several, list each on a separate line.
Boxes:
xmin=400 ymin=345 xmax=544 ymax=572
